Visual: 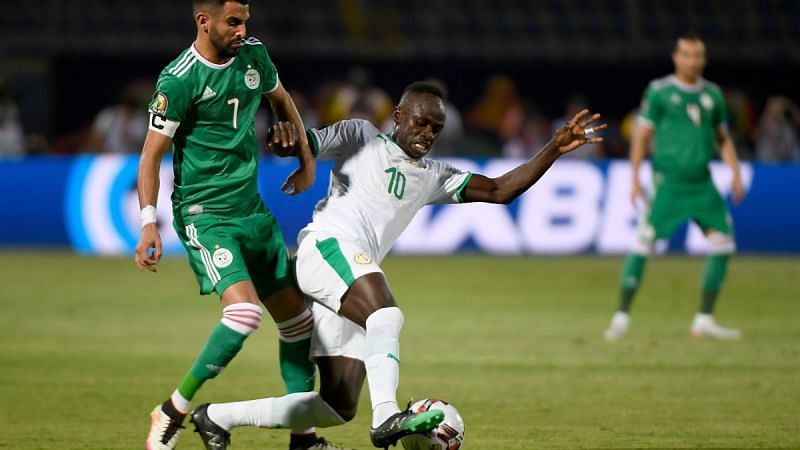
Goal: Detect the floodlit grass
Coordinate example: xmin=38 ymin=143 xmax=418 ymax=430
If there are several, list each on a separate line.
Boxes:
xmin=1 ymin=252 xmax=798 ymax=449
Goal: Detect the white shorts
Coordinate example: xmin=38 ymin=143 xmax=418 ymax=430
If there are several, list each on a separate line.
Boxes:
xmin=295 ymin=231 xmax=383 ymax=312
xmin=309 ymin=301 xmax=366 ymax=360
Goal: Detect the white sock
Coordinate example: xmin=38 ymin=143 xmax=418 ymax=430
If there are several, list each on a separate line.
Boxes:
xmin=170 ymin=390 xmax=190 ymax=414
xmin=364 ymin=307 xmax=404 ymax=428
xmin=207 ymin=392 xmax=344 ymax=431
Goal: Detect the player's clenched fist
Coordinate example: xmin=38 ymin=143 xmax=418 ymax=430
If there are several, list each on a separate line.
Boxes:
xmin=135 ymin=224 xmax=162 ymax=272
xmin=268 ymin=121 xmax=299 ymax=157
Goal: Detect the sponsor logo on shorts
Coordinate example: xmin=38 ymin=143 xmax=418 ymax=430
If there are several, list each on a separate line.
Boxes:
xmin=354 ymin=252 xmax=372 ymax=264
xmin=213 ymin=248 xmax=234 ymax=268
xmin=151 ymin=92 xmax=168 ymax=115
xmin=244 ymin=69 xmax=260 ymax=89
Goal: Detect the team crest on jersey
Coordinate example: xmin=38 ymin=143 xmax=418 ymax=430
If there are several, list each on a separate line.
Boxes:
xmin=151 ymin=92 xmax=168 ymax=115
xmin=670 ymin=93 xmax=681 ymax=105
xmin=213 ymin=248 xmax=234 ymax=268
xmin=700 ymin=93 xmax=713 ymax=110
xmin=354 ymin=252 xmax=372 ymax=265
xmin=244 ymin=69 xmax=260 ymax=89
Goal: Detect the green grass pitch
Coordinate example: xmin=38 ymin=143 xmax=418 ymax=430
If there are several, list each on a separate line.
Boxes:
xmin=1 ymin=252 xmax=798 ymax=449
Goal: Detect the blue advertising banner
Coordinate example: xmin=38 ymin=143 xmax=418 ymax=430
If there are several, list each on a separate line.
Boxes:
xmin=0 ymin=155 xmax=797 ymax=254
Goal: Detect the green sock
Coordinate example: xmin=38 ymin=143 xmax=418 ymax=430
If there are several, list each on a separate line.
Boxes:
xmin=701 ymin=254 xmax=729 ymax=314
xmin=177 ymin=322 xmax=248 ymax=401
xmin=279 ymin=338 xmax=316 ymax=393
xmin=619 ymin=253 xmax=647 ymax=312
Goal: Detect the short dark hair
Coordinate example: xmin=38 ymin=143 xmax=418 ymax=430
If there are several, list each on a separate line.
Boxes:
xmin=401 ymin=81 xmax=445 ymax=101
xmin=675 ymin=32 xmax=704 ymax=49
xmin=193 ymin=0 xmax=248 ymax=11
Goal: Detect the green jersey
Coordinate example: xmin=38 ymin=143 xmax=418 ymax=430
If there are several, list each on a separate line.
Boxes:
xmin=147 ymin=37 xmax=279 ymax=219
xmin=639 ymin=75 xmax=728 ymax=182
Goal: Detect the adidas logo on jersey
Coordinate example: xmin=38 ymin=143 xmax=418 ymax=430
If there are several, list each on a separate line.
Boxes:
xmin=199 ymin=85 xmax=216 ymax=102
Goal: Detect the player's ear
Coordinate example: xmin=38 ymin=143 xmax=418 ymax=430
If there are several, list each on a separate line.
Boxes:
xmin=393 ymin=106 xmax=402 ymax=126
xmin=196 ymin=12 xmax=210 ymax=32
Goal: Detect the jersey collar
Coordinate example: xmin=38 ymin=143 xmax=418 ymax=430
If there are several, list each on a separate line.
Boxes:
xmin=669 ymin=75 xmax=706 ymax=93
xmin=191 ymin=43 xmax=237 ymax=70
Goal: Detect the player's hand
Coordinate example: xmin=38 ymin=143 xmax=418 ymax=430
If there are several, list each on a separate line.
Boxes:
xmin=553 ymin=109 xmax=606 ymax=154
xmin=731 ymin=176 xmax=745 ymax=205
xmin=630 ymin=178 xmax=645 ymax=208
xmin=268 ymin=121 xmax=300 ymax=157
xmin=281 ymin=158 xmax=316 ymax=195
xmin=135 ymin=224 xmax=162 ymax=272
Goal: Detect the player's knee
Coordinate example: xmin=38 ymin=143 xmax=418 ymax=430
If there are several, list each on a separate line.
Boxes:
xmin=277 ymin=307 xmax=313 ymax=341
xmin=221 ymin=302 xmax=264 ymax=336
xmin=367 ymin=306 xmax=405 ymax=328
xmin=707 ymin=231 xmax=736 ymax=254
xmin=366 ymin=306 xmax=404 ymax=333
xmin=632 ymin=238 xmax=655 ymax=256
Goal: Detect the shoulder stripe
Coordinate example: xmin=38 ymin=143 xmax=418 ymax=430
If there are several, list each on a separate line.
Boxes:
xmin=168 ymin=50 xmax=193 ymax=74
xmin=171 ymin=54 xmax=195 ymax=76
xmin=174 ymin=57 xmax=197 ymax=78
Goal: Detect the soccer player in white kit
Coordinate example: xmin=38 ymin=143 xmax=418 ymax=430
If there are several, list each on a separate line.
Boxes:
xmin=189 ymin=81 xmax=605 ymax=449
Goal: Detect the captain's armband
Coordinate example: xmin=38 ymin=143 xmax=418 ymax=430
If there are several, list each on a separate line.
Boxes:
xmin=149 ymin=113 xmax=180 ymax=138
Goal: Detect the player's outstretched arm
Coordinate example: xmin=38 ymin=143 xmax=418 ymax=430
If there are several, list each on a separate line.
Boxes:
xmin=266 ymin=82 xmax=315 ymax=195
xmin=462 ymin=109 xmax=605 ymax=204
xmin=135 ymin=130 xmax=172 ymax=272
xmin=269 ymin=118 xmax=380 ymax=160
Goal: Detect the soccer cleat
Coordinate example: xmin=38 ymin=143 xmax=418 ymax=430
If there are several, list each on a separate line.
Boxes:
xmin=190 ymin=403 xmax=231 ymax=450
xmin=291 ymin=436 xmax=353 ymax=450
xmin=369 ymin=406 xmax=445 ymax=449
xmin=146 ymin=404 xmax=185 ymax=450
xmin=603 ymin=311 xmax=630 ymax=341
xmin=691 ymin=314 xmax=742 ymax=340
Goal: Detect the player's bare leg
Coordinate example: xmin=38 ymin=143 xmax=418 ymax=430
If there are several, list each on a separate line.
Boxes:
xmin=339 ymin=273 xmax=444 ymax=448
xmin=316 ymin=356 xmax=366 ymax=423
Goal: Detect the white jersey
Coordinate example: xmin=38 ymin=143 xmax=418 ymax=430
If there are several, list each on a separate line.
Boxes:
xmin=299 ymin=119 xmax=472 ymax=263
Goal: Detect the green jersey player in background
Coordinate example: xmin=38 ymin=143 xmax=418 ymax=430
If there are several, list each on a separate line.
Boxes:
xmin=134 ymin=1 xmax=339 ymax=449
xmin=604 ymin=34 xmax=745 ymax=342
xmin=185 ymin=82 xmax=605 ymax=450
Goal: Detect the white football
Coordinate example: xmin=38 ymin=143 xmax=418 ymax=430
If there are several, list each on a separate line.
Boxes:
xmin=400 ymin=398 xmax=465 ymax=450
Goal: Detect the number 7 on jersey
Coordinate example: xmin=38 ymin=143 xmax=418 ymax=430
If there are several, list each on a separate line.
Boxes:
xmin=227 ymin=98 xmax=239 ymax=129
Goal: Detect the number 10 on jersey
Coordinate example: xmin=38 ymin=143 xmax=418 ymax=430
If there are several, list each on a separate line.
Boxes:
xmin=384 ymin=167 xmax=406 ymax=199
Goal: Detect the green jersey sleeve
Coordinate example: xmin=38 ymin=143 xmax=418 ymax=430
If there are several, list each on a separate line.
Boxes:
xmin=261 ymin=45 xmax=278 ymax=94
xmin=638 ymin=82 xmax=663 ymax=128
xmin=148 ymin=75 xmax=191 ymax=123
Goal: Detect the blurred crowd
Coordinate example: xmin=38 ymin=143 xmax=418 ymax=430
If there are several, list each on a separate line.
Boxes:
xmin=1 ymin=72 xmax=799 ymax=163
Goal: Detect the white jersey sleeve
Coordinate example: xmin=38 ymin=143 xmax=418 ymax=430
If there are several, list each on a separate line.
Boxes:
xmin=426 ymin=159 xmax=473 ymax=205
xmin=307 ymin=119 xmax=381 ymax=160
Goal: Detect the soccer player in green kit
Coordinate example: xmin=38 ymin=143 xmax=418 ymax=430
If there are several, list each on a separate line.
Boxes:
xmin=135 ymin=1 xmax=340 ymax=449
xmin=604 ymin=34 xmax=745 ymax=341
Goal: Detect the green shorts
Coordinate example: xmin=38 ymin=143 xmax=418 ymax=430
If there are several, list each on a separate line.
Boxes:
xmin=174 ymin=205 xmax=293 ymax=300
xmin=640 ymin=177 xmax=733 ymax=241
